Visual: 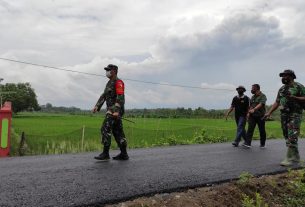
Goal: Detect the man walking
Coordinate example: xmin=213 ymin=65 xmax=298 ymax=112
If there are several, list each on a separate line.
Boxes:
xmin=264 ymin=70 xmax=305 ymax=166
xmin=225 ymin=86 xmax=250 ymax=147
xmin=92 ymin=64 xmax=129 ymax=161
xmin=243 ymin=84 xmax=267 ymax=148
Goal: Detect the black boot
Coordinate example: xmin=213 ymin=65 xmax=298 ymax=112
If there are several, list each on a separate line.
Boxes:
xmin=113 ymin=145 xmax=129 ymax=160
xmin=94 ymin=146 xmax=110 ymax=161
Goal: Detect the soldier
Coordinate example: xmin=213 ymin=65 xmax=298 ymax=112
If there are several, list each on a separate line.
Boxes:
xmin=242 ymin=84 xmax=267 ymax=148
xmin=225 ymin=85 xmax=250 ymax=147
xmin=92 ymin=64 xmax=129 ymax=161
xmin=264 ymin=69 xmax=305 ymax=166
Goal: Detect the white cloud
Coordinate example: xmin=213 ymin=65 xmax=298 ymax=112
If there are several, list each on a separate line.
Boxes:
xmin=1 ymin=0 xmax=305 ymax=109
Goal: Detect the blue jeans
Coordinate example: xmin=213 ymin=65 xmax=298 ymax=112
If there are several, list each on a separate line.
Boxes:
xmin=234 ymin=116 xmax=247 ymax=143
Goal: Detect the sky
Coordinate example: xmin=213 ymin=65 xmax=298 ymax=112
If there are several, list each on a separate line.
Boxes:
xmin=1 ymin=0 xmax=305 ymax=110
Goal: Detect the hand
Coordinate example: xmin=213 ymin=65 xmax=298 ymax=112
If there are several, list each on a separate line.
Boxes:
xmin=92 ymin=106 xmax=98 ymax=113
xmin=112 ymin=112 xmax=119 ymax=118
xmin=248 ymin=109 xmax=255 ymax=114
xmin=262 ymin=112 xmax=271 ymax=120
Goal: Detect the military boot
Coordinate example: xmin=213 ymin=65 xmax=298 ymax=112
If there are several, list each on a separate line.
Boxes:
xmin=113 ymin=146 xmax=129 ymax=160
xmin=290 ymin=147 xmax=300 ymax=163
xmin=280 ymin=147 xmax=294 ymax=166
xmin=94 ymin=146 xmax=110 ymax=161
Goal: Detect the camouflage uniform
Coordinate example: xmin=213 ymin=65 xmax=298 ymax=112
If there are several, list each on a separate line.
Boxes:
xmin=95 ymin=77 xmax=127 ymax=150
xmin=276 ymin=82 xmax=305 ymax=151
xmin=245 ymin=92 xmax=267 ymax=146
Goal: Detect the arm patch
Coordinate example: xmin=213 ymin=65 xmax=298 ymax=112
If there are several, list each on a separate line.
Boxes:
xmin=115 ymin=80 xmax=124 ymax=95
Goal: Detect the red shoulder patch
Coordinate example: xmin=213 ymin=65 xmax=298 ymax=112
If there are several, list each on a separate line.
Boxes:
xmin=115 ymin=80 xmax=124 ymax=95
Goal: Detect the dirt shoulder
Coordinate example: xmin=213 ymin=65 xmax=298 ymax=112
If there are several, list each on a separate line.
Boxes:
xmin=104 ymin=169 xmax=305 ymax=207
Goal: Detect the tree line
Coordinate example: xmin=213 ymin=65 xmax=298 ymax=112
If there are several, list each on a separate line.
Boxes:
xmin=0 ymin=82 xmax=40 ymax=113
xmin=124 ymin=107 xmax=227 ymax=119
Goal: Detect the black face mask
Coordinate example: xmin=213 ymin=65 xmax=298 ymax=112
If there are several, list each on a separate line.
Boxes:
xmin=251 ymin=90 xmax=256 ymax=94
xmin=281 ymin=78 xmax=290 ymax=84
xmin=238 ymin=91 xmax=244 ymax=96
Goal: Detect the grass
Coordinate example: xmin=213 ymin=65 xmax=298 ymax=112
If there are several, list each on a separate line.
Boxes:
xmin=10 ymin=112 xmax=305 ymax=155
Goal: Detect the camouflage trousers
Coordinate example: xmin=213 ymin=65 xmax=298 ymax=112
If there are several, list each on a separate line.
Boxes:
xmin=281 ymin=113 xmax=302 ymax=148
xmin=101 ymin=114 xmax=127 ymax=148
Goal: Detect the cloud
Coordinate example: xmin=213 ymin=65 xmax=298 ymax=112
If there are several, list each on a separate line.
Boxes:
xmin=153 ymin=12 xmax=283 ymax=67
xmin=1 ymin=0 xmax=305 ymax=109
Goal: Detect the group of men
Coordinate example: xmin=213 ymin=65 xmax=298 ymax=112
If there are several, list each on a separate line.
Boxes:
xmin=226 ymin=69 xmax=305 ymax=166
xmin=226 ymin=83 xmax=267 ymax=149
xmin=91 ymin=64 xmax=305 ymax=167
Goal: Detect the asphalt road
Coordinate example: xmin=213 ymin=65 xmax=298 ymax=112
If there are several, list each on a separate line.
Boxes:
xmin=0 ymin=139 xmax=304 ymax=207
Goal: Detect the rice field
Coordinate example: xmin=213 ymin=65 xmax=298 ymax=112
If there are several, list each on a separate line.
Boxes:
xmin=10 ymin=112 xmax=303 ymax=155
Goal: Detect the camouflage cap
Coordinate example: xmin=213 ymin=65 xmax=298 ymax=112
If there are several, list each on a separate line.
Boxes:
xmin=279 ymin=69 xmax=296 ymax=79
xmin=104 ymin=64 xmax=118 ymax=71
xmin=236 ymin=85 xmax=246 ymax=91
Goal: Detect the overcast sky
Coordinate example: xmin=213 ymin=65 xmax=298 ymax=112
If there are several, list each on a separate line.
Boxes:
xmin=1 ymin=0 xmax=305 ymax=110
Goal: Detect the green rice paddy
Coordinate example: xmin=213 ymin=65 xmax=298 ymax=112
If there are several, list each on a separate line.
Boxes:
xmin=10 ymin=112 xmax=304 ymax=155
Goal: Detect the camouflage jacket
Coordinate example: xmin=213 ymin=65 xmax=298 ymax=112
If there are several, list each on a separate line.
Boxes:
xmin=95 ymin=77 xmax=125 ymax=115
xmin=249 ymin=92 xmax=267 ymax=117
xmin=276 ymin=82 xmax=305 ymax=115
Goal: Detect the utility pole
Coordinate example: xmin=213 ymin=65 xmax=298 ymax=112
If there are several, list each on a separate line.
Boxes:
xmin=0 ymin=78 xmax=3 ymax=108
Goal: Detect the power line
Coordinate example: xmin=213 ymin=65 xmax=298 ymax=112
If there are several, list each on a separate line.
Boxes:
xmin=0 ymin=57 xmax=104 ymax=77
xmin=0 ymin=57 xmax=235 ymax=91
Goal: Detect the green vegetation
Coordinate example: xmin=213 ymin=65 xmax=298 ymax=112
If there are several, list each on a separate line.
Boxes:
xmin=237 ymin=172 xmax=254 ymax=186
xmin=10 ymin=112 xmax=305 ymax=155
xmin=284 ymin=169 xmax=305 ymax=207
xmin=1 ymin=82 xmax=39 ymax=113
xmin=242 ymin=192 xmax=269 ymax=207
xmin=238 ymin=170 xmax=305 ymax=207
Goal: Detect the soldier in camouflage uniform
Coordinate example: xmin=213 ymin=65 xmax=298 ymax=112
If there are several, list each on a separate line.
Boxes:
xmin=264 ymin=69 xmax=305 ymax=166
xmin=92 ymin=64 xmax=129 ymax=161
xmin=242 ymin=84 xmax=267 ymax=148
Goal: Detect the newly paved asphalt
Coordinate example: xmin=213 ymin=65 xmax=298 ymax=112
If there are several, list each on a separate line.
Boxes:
xmin=0 ymin=139 xmax=304 ymax=207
